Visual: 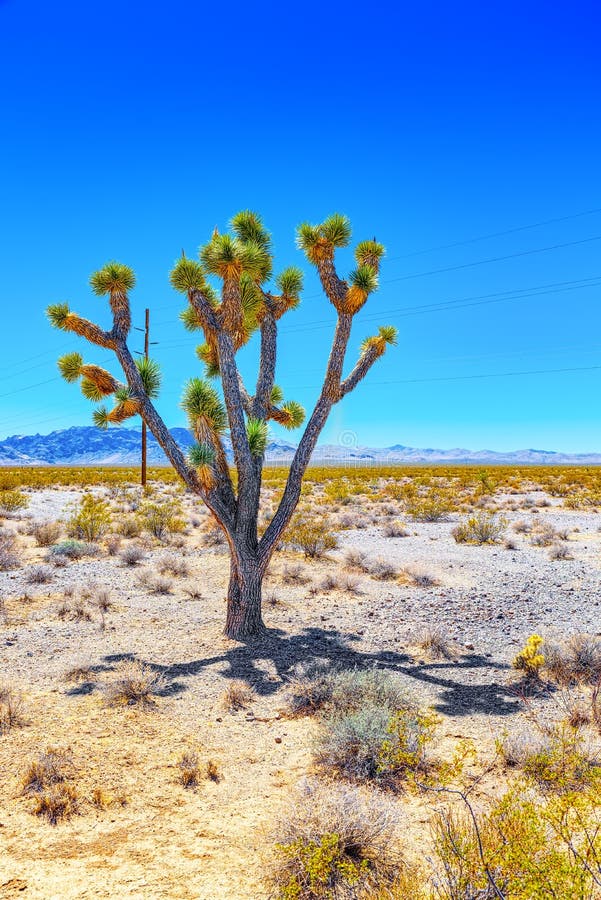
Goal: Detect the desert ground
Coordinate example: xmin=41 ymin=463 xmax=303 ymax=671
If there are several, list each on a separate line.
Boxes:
xmin=1 ymin=466 xmax=601 ymax=898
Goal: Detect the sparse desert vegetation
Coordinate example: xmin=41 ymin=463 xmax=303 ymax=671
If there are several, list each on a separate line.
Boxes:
xmin=2 ymin=464 xmax=601 ymax=896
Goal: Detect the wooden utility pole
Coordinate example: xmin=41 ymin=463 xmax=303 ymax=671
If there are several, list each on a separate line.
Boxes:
xmin=141 ymin=307 xmax=149 ymax=486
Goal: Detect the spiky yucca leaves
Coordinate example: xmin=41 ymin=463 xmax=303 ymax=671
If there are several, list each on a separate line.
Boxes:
xmin=196 ymin=342 xmax=220 ymax=378
xmin=230 ymin=210 xmax=271 ymax=250
xmin=92 ymin=407 xmax=110 ymax=429
xmin=90 ymin=262 xmax=136 ymax=297
xmin=360 ymin=325 xmax=398 ymax=358
xmin=169 ymin=258 xmax=208 ymax=295
xmin=188 ymin=442 xmax=217 ymax=491
xmin=107 ymin=387 xmax=140 ymax=422
xmin=47 ymin=303 xmax=71 ymax=330
xmin=58 ymin=352 xmax=83 ymax=383
xmin=48 ymin=305 xmax=113 ymax=346
xmin=79 ymin=365 xmax=120 ymax=395
xmin=272 ymin=267 xmax=303 ymax=317
xmin=239 ymin=273 xmax=264 ymax=337
xmin=280 ymin=401 xmax=305 ymax=429
xmin=135 ymin=357 xmax=161 ymax=399
xmin=181 ymin=378 xmax=227 ymax=437
xmin=345 ymin=265 xmax=379 ymax=314
xmin=200 ymin=234 xmax=271 ymax=283
xmin=80 ymin=378 xmax=105 ymax=402
xmin=90 ymin=262 xmax=134 ymax=336
xmin=271 ymin=400 xmax=306 ymax=430
xmin=355 ymin=240 xmax=385 ymax=271
xmin=270 ymin=385 xmax=284 ymax=406
xmin=296 ymin=214 xmax=351 ymax=263
xmin=246 ymin=418 xmax=268 ymax=458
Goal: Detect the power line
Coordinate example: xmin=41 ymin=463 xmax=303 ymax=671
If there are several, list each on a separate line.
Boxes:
xmin=384 ymin=206 xmax=601 ymax=262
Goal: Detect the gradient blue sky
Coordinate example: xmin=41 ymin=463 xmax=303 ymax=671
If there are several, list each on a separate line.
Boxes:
xmin=1 ymin=0 xmax=600 ymax=452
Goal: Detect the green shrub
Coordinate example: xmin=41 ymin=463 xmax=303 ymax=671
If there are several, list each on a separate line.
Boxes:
xmin=49 ymin=539 xmax=100 ymax=559
xmin=67 ymin=494 xmax=112 ymax=541
xmin=405 ymin=490 xmax=453 ymax=522
xmin=268 ymin=782 xmax=403 ymax=899
xmin=138 ymin=500 xmax=185 ymax=539
xmin=284 ymin=517 xmax=338 ymax=558
xmin=0 ymin=490 xmax=29 ymax=513
xmin=452 ymin=512 xmax=506 ymax=544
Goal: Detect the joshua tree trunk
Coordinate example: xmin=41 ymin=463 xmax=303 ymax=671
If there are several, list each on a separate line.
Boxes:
xmin=49 ymin=212 xmax=395 ymax=641
xmin=225 ymin=552 xmax=265 ymax=639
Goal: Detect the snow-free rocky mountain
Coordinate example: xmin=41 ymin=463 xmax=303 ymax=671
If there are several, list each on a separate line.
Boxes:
xmin=0 ymin=427 xmax=600 ymax=466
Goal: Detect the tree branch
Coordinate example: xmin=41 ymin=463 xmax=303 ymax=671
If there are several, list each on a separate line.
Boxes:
xmin=339 ymin=345 xmax=381 ymax=398
xmin=253 ymin=306 xmax=277 ymax=418
xmin=259 ymin=312 xmax=353 ymax=564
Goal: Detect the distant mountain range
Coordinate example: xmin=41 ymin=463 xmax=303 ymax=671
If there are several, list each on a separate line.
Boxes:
xmin=0 ymin=426 xmax=600 ymax=466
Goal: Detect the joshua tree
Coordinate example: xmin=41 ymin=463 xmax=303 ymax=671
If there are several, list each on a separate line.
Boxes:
xmin=47 ymin=212 xmax=396 ymax=639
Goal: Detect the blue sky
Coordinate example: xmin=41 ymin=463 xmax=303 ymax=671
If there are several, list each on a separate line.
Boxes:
xmin=1 ymin=0 xmax=600 ymax=452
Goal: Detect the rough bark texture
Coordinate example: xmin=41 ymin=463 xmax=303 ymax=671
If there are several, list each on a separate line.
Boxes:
xmin=224 ymin=554 xmax=265 ymax=639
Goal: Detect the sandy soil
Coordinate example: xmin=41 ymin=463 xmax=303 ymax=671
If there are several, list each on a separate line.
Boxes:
xmin=1 ymin=481 xmax=601 ymax=898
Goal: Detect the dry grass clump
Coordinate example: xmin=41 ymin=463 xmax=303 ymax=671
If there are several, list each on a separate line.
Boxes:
xmin=203 ymin=525 xmax=226 ymax=547
xmin=22 ymin=748 xmax=73 ymax=794
xmin=344 ymin=548 xmax=368 ymax=571
xmin=402 ymin=565 xmax=438 ymax=587
xmin=33 ymin=783 xmax=79 ymax=824
xmin=530 ymin=522 xmax=565 ymax=547
xmin=267 ymin=781 xmax=403 ymax=900
xmin=103 ymin=661 xmax=165 ymax=707
xmin=222 ymin=680 xmax=255 ymax=712
xmin=177 ymin=750 xmax=202 ymax=788
xmin=120 ymin=544 xmax=145 ymax=566
xmin=544 ymin=634 xmax=601 ymax=685
xmin=31 ymin=521 xmax=62 ymax=546
xmin=156 ymin=552 xmax=189 ymax=577
xmin=281 ymin=563 xmax=310 ymax=585
xmin=26 ymin=564 xmax=54 ymax=584
xmin=513 ymin=519 xmax=531 ymax=533
xmin=138 ymin=570 xmax=173 ymax=594
xmin=415 ymin=627 xmax=456 ymax=659
xmin=0 ymin=528 xmax=20 ymax=570
xmin=382 ymin=519 xmax=409 ymax=538
xmin=118 ymin=516 xmax=142 ymax=537
xmin=366 ymin=557 xmax=398 ymax=581
xmin=549 ymin=542 xmax=573 ymax=560
xmin=0 ymin=685 xmax=25 ymax=733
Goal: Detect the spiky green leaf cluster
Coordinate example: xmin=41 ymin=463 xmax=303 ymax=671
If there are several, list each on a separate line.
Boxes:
xmin=240 ymin=273 xmax=263 ymax=332
xmin=47 ymin=303 xmax=71 ymax=329
xmin=81 ymin=378 xmax=105 ymax=402
xmin=169 ymin=258 xmax=207 ymax=294
xmin=90 ymin=262 xmax=136 ymax=296
xmin=58 ymin=352 xmax=83 ymax=383
xmin=114 ymin=386 xmax=135 ymax=403
xmin=349 ymin=265 xmax=378 ymax=294
xmin=181 ymin=378 xmax=227 ymax=434
xmin=230 ymin=210 xmax=271 ymax=250
xmin=378 ymin=325 xmax=398 ymax=345
xmin=180 ymin=306 xmax=203 ymax=331
xmin=200 ymin=234 xmax=272 ymax=283
xmin=188 ymin=442 xmax=216 ymax=467
xmin=355 ymin=240 xmax=385 ymax=267
xmin=246 ymin=418 xmax=268 ymax=457
xmin=321 ymin=214 xmax=352 ymax=247
xmin=276 ymin=267 xmax=304 ymax=298
xmin=92 ymin=407 xmax=110 ymax=430
xmin=281 ymin=400 xmax=305 ymax=430
xmin=270 ymin=384 xmax=284 ymax=406
xmin=135 ymin=357 xmax=161 ymax=399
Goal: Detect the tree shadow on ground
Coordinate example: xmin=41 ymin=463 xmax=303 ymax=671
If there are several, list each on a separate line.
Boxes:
xmin=100 ymin=625 xmax=521 ymax=717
